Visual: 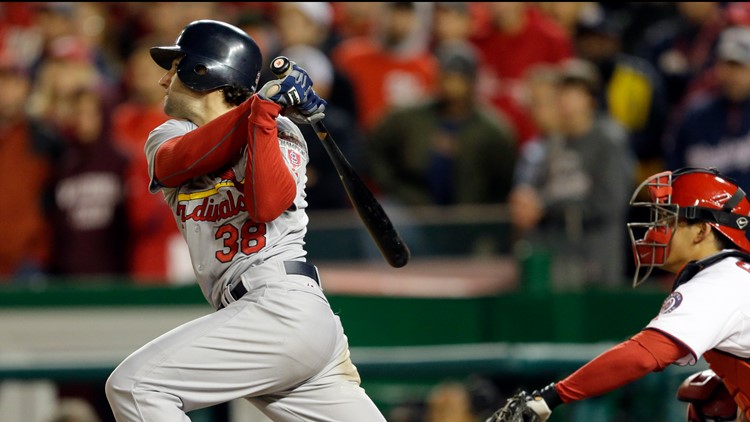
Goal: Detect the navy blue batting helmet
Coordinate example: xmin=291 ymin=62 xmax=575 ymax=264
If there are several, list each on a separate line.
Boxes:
xmin=150 ymin=20 xmax=262 ymax=93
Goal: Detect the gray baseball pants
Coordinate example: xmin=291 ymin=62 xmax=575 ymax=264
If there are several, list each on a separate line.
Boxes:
xmin=105 ymin=261 xmax=386 ymax=421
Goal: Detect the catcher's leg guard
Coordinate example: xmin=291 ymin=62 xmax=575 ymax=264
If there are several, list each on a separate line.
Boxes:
xmin=677 ymin=369 xmax=738 ymax=422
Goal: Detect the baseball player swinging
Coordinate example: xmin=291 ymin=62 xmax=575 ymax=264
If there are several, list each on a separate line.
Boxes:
xmin=104 ymin=20 xmax=387 ymax=421
xmin=487 ymin=167 xmax=750 ymax=422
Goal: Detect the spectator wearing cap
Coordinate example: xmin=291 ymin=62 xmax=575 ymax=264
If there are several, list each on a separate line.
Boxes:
xmin=664 ymin=25 xmax=750 ymax=192
xmin=365 ymin=40 xmax=516 ymax=258
xmin=367 ymin=40 xmax=517 ymax=208
xmin=509 ymin=58 xmax=635 ymax=289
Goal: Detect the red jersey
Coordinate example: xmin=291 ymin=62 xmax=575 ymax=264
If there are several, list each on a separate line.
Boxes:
xmin=331 ymin=37 xmax=438 ymax=132
xmin=111 ymin=102 xmax=175 ymax=282
xmin=470 ymin=6 xmax=573 ymax=143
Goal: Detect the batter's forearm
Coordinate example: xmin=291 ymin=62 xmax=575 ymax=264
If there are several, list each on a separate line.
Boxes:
xmin=244 ymin=96 xmax=296 ymax=222
xmin=153 ymin=97 xmax=256 ymax=187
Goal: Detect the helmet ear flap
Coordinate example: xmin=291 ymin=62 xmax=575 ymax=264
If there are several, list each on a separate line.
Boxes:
xmin=176 ymin=55 xmax=235 ymax=92
xmin=192 ymin=63 xmax=208 ymax=76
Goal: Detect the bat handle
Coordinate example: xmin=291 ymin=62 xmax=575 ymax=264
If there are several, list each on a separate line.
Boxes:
xmin=263 ymin=56 xmax=292 ymax=99
xmin=270 ymin=56 xmax=292 ymax=78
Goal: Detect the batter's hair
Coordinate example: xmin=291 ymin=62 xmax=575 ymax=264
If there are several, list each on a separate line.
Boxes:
xmin=222 ymin=83 xmax=254 ymax=106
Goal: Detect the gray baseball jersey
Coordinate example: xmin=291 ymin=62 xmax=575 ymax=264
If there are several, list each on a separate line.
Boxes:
xmin=144 ymin=115 xmax=309 ymax=309
xmin=106 ymin=114 xmax=387 ymax=421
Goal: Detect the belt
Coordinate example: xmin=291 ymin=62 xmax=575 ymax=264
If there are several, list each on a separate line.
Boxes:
xmin=228 ymin=260 xmax=320 ymax=302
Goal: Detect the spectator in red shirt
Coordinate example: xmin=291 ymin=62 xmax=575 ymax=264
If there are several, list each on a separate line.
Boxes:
xmin=0 ymin=58 xmax=59 ymax=281
xmin=470 ymin=3 xmax=573 ymax=145
xmin=331 ymin=2 xmax=439 ymax=133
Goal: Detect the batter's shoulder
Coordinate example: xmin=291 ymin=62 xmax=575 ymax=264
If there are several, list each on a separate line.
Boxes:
xmin=148 ymin=119 xmax=197 ymax=142
xmin=144 ymin=119 xmax=197 ymax=157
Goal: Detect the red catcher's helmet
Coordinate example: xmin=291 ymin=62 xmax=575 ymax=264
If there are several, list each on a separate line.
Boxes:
xmin=628 ymin=167 xmax=750 ymax=287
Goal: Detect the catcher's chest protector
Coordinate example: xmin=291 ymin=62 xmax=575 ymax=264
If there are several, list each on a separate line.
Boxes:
xmin=705 ymin=350 xmax=750 ymax=419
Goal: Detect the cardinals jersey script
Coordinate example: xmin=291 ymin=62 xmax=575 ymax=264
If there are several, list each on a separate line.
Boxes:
xmin=145 ymin=116 xmax=310 ymax=309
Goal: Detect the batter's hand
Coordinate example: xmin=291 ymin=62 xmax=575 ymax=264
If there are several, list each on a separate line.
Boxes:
xmin=257 ymin=63 xmax=326 ymax=123
xmin=486 ymin=390 xmax=552 ymax=422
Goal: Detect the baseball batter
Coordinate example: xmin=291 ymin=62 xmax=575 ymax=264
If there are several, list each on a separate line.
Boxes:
xmin=487 ymin=167 xmax=750 ymax=422
xmin=104 ymin=20 xmax=386 ymax=421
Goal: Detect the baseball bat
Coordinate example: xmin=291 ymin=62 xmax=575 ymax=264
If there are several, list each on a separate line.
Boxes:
xmin=269 ymin=56 xmax=411 ymax=268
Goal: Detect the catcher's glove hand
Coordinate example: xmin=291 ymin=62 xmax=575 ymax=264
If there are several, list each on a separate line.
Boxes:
xmin=486 ymin=389 xmax=552 ymax=422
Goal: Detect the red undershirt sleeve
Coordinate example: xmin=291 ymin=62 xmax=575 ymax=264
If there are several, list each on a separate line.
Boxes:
xmin=554 ymin=328 xmax=690 ymax=403
xmin=153 ymin=96 xmax=255 ymax=187
xmin=244 ymin=96 xmax=296 ymax=222
xmin=152 ymin=94 xmax=297 ymax=223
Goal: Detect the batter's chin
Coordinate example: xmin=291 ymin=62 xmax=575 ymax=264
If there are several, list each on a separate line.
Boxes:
xmin=163 ymin=98 xmax=177 ymax=117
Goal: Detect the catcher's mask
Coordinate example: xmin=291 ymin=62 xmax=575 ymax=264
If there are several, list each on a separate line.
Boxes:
xmin=628 ymin=167 xmax=750 ymax=287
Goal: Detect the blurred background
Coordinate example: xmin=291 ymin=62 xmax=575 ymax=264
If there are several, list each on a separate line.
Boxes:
xmin=1 ymin=2 xmax=747 ymax=421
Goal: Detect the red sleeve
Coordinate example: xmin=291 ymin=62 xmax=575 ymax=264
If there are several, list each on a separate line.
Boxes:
xmin=554 ymin=329 xmax=689 ymax=403
xmin=244 ymin=96 xmax=296 ymax=223
xmin=153 ymin=97 xmax=255 ymax=187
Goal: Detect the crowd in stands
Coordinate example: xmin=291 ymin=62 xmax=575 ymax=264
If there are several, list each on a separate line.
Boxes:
xmin=2 ymin=2 xmax=750 ymax=289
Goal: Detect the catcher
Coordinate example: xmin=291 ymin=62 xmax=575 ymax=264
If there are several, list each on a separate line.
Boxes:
xmin=488 ymin=167 xmax=750 ymax=422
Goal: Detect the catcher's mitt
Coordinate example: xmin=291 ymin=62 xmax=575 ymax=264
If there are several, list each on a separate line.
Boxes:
xmin=486 ymin=391 xmax=541 ymax=422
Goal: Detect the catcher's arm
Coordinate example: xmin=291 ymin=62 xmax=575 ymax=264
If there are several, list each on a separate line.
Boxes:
xmin=486 ymin=384 xmax=561 ymax=422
